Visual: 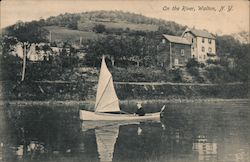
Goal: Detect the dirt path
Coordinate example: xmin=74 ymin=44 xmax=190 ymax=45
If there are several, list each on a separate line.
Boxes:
xmin=114 ymin=81 xmax=244 ymax=86
xmin=1 ymin=98 xmax=248 ymax=107
xmin=31 ymin=80 xmax=244 ymax=86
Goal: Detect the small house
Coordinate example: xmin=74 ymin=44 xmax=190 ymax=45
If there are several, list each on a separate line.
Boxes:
xmin=158 ymin=34 xmax=191 ymax=68
xmin=27 ymin=44 xmax=48 ymax=61
xmin=13 ymin=43 xmax=24 ymax=59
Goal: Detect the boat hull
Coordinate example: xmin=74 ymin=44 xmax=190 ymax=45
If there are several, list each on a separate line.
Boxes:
xmin=80 ymin=110 xmax=161 ymax=121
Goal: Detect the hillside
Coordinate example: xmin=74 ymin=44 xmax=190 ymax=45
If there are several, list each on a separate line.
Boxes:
xmin=43 ymin=26 xmax=104 ymax=42
xmin=45 ymin=10 xmax=185 ymax=32
xmin=77 ymin=20 xmax=158 ymax=32
xmin=3 ymin=11 xmax=187 ymax=43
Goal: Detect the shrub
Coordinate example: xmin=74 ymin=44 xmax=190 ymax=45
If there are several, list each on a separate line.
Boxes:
xmin=93 ymin=24 xmax=106 ymax=33
xmin=187 ymin=66 xmax=199 ymax=77
xmin=206 ymin=59 xmax=219 ymax=65
xmin=171 ymin=68 xmax=182 ymax=82
xmin=205 ymin=65 xmax=227 ymax=83
xmin=186 ymin=58 xmax=200 ymax=68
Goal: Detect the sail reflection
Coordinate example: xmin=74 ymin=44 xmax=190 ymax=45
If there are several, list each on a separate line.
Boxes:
xmin=82 ymin=121 xmax=139 ymax=162
xmin=82 ymin=121 xmax=162 ymax=162
xmin=95 ymin=124 xmax=119 ymax=162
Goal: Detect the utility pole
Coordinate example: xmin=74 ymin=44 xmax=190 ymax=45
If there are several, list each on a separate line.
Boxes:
xmin=49 ymin=31 xmax=52 ymax=43
xmin=169 ymin=42 xmax=172 ymax=69
xmin=80 ymin=36 xmax=82 ymax=45
xmin=21 ymin=43 xmax=27 ymax=81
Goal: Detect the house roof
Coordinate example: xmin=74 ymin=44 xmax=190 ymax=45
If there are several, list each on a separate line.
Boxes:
xmin=184 ymin=28 xmax=215 ymax=39
xmin=162 ymin=34 xmax=191 ymax=45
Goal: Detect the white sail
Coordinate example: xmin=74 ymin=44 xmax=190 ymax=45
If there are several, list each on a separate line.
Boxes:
xmin=95 ymin=56 xmax=120 ymax=113
xmin=95 ymin=124 xmax=120 ymax=162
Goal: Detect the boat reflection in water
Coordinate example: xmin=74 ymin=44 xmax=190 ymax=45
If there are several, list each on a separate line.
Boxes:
xmin=81 ymin=121 xmax=163 ymax=162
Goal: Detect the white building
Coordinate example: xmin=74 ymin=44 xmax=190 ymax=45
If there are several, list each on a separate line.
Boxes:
xmin=27 ymin=44 xmax=47 ymax=61
xmin=182 ymin=28 xmax=217 ymax=63
xmin=12 ymin=43 xmax=24 ymax=59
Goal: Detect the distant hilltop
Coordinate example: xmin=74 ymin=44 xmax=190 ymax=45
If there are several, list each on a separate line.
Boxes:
xmin=3 ymin=10 xmax=247 ymax=44
xmin=3 ymin=10 xmax=187 ymax=39
xmin=231 ymin=31 xmax=249 ymax=44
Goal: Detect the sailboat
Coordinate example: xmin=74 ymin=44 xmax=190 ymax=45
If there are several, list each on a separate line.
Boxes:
xmin=79 ymin=56 xmax=164 ymax=121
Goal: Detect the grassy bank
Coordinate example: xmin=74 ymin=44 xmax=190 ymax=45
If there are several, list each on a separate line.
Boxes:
xmin=1 ymin=81 xmax=248 ymax=102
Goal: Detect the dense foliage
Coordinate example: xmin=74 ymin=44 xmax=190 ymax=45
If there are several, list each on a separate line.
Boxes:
xmin=85 ymin=34 xmax=159 ymax=67
xmin=6 ymin=20 xmax=49 ymax=43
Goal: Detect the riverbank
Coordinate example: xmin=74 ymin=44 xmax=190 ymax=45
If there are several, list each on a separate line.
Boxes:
xmin=1 ymin=80 xmax=248 ymax=101
xmin=1 ymin=98 xmax=248 ymax=107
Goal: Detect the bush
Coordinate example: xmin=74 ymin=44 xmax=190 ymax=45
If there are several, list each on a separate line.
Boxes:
xmin=93 ymin=24 xmax=106 ymax=33
xmin=186 ymin=58 xmax=200 ymax=68
xmin=205 ymin=65 xmax=230 ymax=83
xmin=188 ymin=66 xmax=199 ymax=76
xmin=171 ymin=69 xmax=182 ymax=82
xmin=206 ymin=59 xmax=219 ymax=65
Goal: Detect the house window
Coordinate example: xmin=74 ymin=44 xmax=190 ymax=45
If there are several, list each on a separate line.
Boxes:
xmin=162 ymin=39 xmax=166 ymax=44
xmin=174 ymin=58 xmax=179 ymax=65
xmin=192 ymin=38 xmax=194 ymax=43
xmin=202 ymin=38 xmax=205 ymax=43
xmin=181 ymin=49 xmax=184 ymax=56
xmin=208 ymin=39 xmax=212 ymax=44
xmin=204 ymin=55 xmax=206 ymax=59
xmin=208 ymin=47 xmax=212 ymax=53
xmin=202 ymin=46 xmax=205 ymax=52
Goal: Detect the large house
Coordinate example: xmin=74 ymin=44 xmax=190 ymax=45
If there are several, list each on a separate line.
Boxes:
xmin=159 ymin=28 xmax=216 ymax=68
xmin=182 ymin=28 xmax=216 ymax=63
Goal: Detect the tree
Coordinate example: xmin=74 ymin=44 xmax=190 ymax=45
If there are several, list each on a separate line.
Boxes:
xmin=233 ymin=44 xmax=250 ymax=82
xmin=216 ymin=35 xmax=240 ymax=56
xmin=6 ymin=21 xmax=49 ymax=43
xmin=93 ymin=24 xmax=106 ymax=33
xmin=2 ymin=36 xmax=18 ymax=54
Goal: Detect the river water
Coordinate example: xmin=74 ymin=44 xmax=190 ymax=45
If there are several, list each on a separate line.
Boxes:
xmin=0 ymin=100 xmax=249 ymax=162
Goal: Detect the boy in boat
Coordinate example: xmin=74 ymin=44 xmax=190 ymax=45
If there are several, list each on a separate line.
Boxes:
xmin=134 ymin=102 xmax=145 ymax=116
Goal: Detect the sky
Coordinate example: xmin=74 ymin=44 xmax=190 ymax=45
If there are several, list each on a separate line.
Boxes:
xmin=1 ymin=0 xmax=249 ymax=35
